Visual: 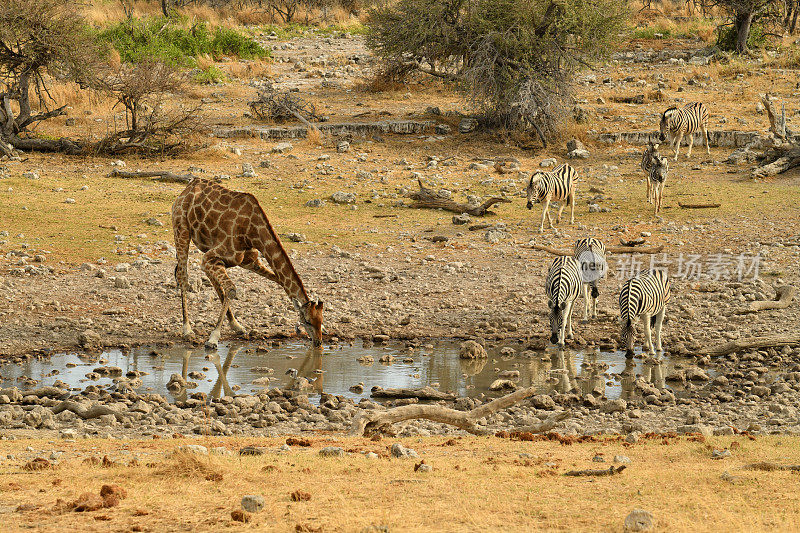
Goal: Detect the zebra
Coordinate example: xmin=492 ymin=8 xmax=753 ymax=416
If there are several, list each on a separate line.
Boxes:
xmin=545 ymin=256 xmax=582 ymax=346
xmin=526 ymin=163 xmax=576 ymax=233
xmin=573 ymin=238 xmax=607 ymax=320
xmin=641 ymin=140 xmax=662 ymax=204
xmin=659 ymin=102 xmax=710 ymax=161
xmin=649 ymin=154 xmax=669 ymax=216
xmin=618 ymin=269 xmax=671 ymax=358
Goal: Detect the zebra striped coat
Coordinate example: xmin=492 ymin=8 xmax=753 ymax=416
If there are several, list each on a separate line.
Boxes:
xmin=573 ymin=238 xmax=606 ymax=319
xmin=545 ymin=256 xmax=582 ymax=345
xmin=659 ymin=102 xmax=710 ymax=160
xmin=526 ymin=163 xmax=577 ymax=233
xmin=619 ymin=270 xmax=671 ymax=357
xmin=641 ymin=141 xmax=661 ymax=204
xmin=649 ymin=154 xmax=669 ymax=216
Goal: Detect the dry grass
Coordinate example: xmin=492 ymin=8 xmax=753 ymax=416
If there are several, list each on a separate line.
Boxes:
xmin=305 ymin=126 xmax=323 ymax=146
xmin=223 ymin=60 xmax=272 ymax=80
xmin=2 ymin=434 xmax=800 ymax=532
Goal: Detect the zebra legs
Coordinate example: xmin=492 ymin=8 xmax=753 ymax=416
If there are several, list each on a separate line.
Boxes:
xmin=582 ymin=283 xmax=590 ymax=321
xmin=686 ymin=132 xmax=695 ymax=159
xmin=569 ymin=192 xmax=575 ymax=224
xmin=653 ymin=307 xmax=666 ymax=353
xmin=641 ymin=314 xmax=654 ymax=354
xmin=646 ymin=178 xmax=653 ymax=204
xmin=539 ymin=198 xmax=553 ymax=232
xmin=672 ymin=132 xmax=683 ymax=161
xmin=565 ymin=301 xmax=575 ymax=340
xmin=703 ymin=125 xmax=710 ymax=155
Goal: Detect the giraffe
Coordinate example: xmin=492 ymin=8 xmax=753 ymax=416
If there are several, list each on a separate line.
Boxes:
xmin=171 ymin=178 xmax=323 ymax=348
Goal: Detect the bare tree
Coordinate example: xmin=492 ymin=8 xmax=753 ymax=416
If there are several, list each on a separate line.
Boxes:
xmin=100 ymin=59 xmax=202 ymax=154
xmin=366 ymin=0 xmax=627 ymax=143
xmin=0 ymin=0 xmax=104 ymax=155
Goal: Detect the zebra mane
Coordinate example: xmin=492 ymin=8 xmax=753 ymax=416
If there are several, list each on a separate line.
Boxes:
xmin=528 ymin=171 xmax=544 ymax=189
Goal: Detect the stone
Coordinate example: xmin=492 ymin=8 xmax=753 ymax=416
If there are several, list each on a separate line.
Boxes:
xmin=540 ymin=158 xmax=557 ymax=167
xmin=435 ymin=124 xmax=452 ymax=135
xmin=78 ymin=329 xmax=101 ymax=349
xmin=305 ymin=198 xmax=326 ymax=207
xmin=319 ymin=446 xmax=345 ymax=457
xmin=459 ymin=340 xmax=487 ymax=359
xmin=241 ymin=495 xmax=265 ymax=513
xmin=330 ymin=191 xmax=356 ymax=204
xmin=336 ymin=141 xmax=350 ymax=153
xmin=239 ymin=163 xmax=257 ymax=178
xmin=145 ymin=217 xmax=163 ymax=227
xmin=22 ymin=171 xmax=39 ymax=180
xmin=60 ymin=428 xmax=77 ymax=440
xmin=488 ymin=379 xmax=517 ymax=391
xmin=64 ymin=198 xmax=76 ymax=204
xmin=175 ymin=444 xmax=208 ymax=455
xmin=452 ymin=213 xmax=471 ymax=225
xmin=601 ymin=399 xmax=627 ymax=414
xmin=416 ymin=463 xmax=432 ymax=473
xmin=114 ymin=276 xmax=131 ymax=289
xmin=459 ymin=117 xmax=478 ymax=133
xmin=624 ymin=510 xmax=654 ymax=532
xmin=614 ymin=455 xmax=632 ymax=464
xmin=272 ymin=142 xmax=293 ymax=153
xmin=390 ymin=443 xmax=418 ymax=458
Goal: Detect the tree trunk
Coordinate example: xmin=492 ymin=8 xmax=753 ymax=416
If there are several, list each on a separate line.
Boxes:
xmin=735 ymin=11 xmax=755 ymax=54
xmin=161 ymin=0 xmax=169 ymax=17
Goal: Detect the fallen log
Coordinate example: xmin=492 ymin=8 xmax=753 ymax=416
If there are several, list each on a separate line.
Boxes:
xmin=678 ymin=202 xmax=721 ymax=209
xmin=50 ymin=401 xmax=129 ymax=421
xmin=751 ymin=94 xmax=800 ymax=177
xmin=16 ymin=387 xmax=70 ymax=399
xmin=564 ymin=465 xmax=626 ymax=477
xmin=696 ymin=334 xmax=800 ymax=356
xmin=349 ymin=385 xmax=570 ymax=436
xmin=370 ymin=386 xmax=456 ymax=401
xmin=747 ymin=285 xmax=796 ymax=312
xmin=107 ymin=169 xmax=196 ymax=183
xmin=406 ymin=178 xmax=510 ymax=216
xmin=528 ymin=243 xmax=665 ymax=255
xmin=744 ymin=462 xmax=800 ymax=472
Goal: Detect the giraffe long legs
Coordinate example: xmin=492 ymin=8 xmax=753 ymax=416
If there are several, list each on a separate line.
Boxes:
xmin=173 ymin=220 xmax=193 ymax=338
xmin=240 ymin=249 xmax=279 ymax=283
xmin=202 ymin=254 xmax=238 ymax=348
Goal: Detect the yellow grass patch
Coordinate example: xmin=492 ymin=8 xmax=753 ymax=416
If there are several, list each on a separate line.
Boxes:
xmin=2 ymin=435 xmax=800 ymax=532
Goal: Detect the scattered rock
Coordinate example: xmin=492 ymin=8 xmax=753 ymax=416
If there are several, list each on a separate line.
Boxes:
xmin=452 ymin=213 xmax=471 ymax=225
xmin=330 ymin=191 xmax=356 ymax=204
xmin=459 ymin=118 xmax=478 ymax=133
xmin=231 ymin=510 xmax=251 ymax=523
xmin=241 ymin=495 xmax=265 ymax=513
xmin=390 ymin=443 xmax=418 ymax=458
xmin=272 ymin=142 xmax=294 ymax=153
xmin=319 ymin=446 xmax=345 ymax=457
xmin=459 ymin=340 xmax=487 ymax=359
xmin=624 ymin=509 xmax=654 ymax=532
xmin=337 ymin=141 xmax=350 ymax=153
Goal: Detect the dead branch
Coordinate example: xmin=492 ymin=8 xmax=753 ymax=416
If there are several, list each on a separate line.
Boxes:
xmin=249 ymin=83 xmax=319 ymax=123
xmin=564 ymin=465 xmax=627 ymax=477
xmin=696 ymin=334 xmax=800 ymax=356
xmin=750 ymin=94 xmax=800 ymax=178
xmin=406 ymin=178 xmax=510 ymax=216
xmin=746 ymin=285 xmax=796 ymax=313
xmin=678 ymin=202 xmax=721 ymax=209
xmin=107 ymin=169 xmax=196 ymax=183
xmin=349 ymin=385 xmax=570 ymax=436
xmin=744 ymin=462 xmax=800 ymax=472
xmin=528 ymin=243 xmax=665 ymax=255
xmin=50 ymin=400 xmax=129 ymax=421
xmin=370 ymin=386 xmax=456 ymax=401
xmin=14 ymin=387 xmax=69 ymax=399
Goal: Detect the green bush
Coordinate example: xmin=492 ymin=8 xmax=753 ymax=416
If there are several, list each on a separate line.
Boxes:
xmin=99 ymin=16 xmax=269 ymax=67
xmin=193 ymin=65 xmax=228 ymax=84
xmin=716 ymin=22 xmax=766 ymax=51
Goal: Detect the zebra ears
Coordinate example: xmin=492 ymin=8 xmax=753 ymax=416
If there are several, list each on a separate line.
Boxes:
xmin=547 ymin=300 xmax=555 ymax=309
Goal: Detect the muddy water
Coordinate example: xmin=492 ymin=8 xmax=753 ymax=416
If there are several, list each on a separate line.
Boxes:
xmin=0 ymin=341 xmax=701 ymax=402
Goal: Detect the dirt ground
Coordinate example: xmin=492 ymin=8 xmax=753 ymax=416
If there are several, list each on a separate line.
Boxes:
xmin=2 ymin=434 xmax=800 ymax=532
xmin=1 ymin=33 xmax=800 ymax=360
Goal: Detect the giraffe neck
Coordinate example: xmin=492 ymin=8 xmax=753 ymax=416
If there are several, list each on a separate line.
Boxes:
xmin=253 ymin=213 xmax=310 ymax=306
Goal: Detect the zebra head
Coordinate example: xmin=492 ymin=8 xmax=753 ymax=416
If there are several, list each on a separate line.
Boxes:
xmin=659 ymin=107 xmax=678 ymax=142
xmin=548 ymin=299 xmax=567 ymax=345
xmin=619 ymin=317 xmax=635 ymax=358
xmin=526 ymin=172 xmax=544 ymax=209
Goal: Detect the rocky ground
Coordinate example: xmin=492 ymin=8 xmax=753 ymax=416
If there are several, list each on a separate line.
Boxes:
xmin=2 ymin=32 xmax=800 ymax=440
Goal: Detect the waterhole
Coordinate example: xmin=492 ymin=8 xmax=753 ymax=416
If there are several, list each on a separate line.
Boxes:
xmin=0 ymin=341 xmax=707 ymax=403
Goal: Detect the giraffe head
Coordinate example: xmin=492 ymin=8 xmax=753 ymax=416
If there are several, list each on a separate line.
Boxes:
xmin=296 ymin=300 xmax=324 ymax=347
